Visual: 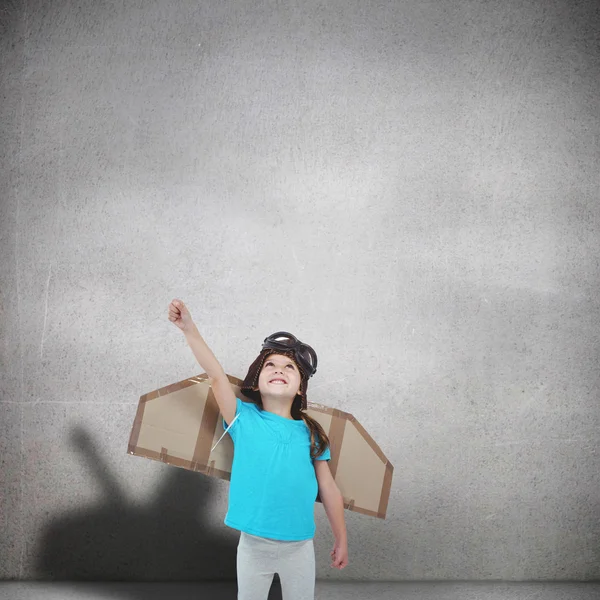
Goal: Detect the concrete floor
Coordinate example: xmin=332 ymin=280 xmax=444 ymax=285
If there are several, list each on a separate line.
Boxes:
xmin=1 ymin=582 xmax=600 ymax=600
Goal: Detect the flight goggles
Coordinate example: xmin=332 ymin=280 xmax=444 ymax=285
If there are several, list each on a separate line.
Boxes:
xmin=261 ymin=332 xmax=318 ymax=378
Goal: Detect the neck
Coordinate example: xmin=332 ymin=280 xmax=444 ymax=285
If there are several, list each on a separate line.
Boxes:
xmin=260 ymin=394 xmax=294 ymax=419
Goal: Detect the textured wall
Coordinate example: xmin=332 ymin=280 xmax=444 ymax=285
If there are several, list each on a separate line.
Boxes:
xmin=1 ymin=0 xmax=599 ymax=583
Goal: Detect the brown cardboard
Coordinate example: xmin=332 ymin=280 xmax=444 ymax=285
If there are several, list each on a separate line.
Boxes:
xmin=128 ymin=373 xmax=393 ymax=519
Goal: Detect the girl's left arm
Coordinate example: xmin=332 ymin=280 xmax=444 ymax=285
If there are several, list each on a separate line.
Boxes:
xmin=315 ymin=460 xmax=349 ymax=569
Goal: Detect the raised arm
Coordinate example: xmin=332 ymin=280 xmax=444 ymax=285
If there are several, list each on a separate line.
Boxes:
xmin=168 ymin=299 xmax=237 ymax=425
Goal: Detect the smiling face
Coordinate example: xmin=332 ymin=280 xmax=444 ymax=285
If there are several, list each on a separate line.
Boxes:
xmin=257 ymin=353 xmax=302 ymax=399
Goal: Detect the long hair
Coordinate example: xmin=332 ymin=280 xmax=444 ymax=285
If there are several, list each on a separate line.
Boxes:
xmin=240 ymin=348 xmax=330 ymax=460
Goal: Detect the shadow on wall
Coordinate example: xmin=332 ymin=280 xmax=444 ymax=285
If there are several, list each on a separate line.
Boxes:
xmin=35 ymin=426 xmax=283 ymax=599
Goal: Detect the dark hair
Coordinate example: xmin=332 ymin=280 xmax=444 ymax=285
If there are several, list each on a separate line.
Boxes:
xmin=240 ymin=348 xmax=330 ymax=460
xmin=293 ymin=399 xmax=330 ymax=460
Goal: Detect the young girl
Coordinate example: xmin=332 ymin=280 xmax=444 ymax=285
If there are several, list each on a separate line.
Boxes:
xmin=168 ymin=299 xmax=349 ymax=600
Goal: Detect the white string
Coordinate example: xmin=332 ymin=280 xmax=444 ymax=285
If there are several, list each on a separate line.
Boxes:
xmin=211 ymin=412 xmax=240 ymax=452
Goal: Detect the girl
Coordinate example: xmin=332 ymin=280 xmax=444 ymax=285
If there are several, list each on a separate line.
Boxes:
xmin=168 ymin=299 xmax=348 ymax=600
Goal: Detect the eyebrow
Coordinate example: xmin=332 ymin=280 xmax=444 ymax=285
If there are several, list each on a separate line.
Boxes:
xmin=265 ymin=359 xmax=296 ymax=366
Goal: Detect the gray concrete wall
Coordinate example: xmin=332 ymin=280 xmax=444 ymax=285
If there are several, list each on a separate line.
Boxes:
xmin=1 ymin=0 xmax=599 ymax=583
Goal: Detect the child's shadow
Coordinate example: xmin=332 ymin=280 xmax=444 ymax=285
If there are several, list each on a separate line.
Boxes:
xmin=35 ymin=426 xmax=283 ymax=599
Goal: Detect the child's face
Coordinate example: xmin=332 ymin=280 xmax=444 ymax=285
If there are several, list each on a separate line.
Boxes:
xmin=258 ymin=353 xmax=302 ymax=398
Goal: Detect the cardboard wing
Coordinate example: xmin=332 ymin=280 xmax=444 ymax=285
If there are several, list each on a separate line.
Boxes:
xmin=128 ymin=373 xmax=393 ymax=519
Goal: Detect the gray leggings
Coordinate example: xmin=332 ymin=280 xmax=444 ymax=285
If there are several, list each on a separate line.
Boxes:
xmin=236 ymin=531 xmax=315 ymax=600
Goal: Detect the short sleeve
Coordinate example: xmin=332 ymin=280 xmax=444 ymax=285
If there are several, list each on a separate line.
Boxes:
xmin=315 ymin=442 xmax=331 ymax=461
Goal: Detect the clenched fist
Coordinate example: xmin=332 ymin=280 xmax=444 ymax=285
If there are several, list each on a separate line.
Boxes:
xmin=168 ymin=299 xmax=194 ymax=333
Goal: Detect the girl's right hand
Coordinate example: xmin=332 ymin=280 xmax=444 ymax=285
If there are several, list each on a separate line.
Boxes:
xmin=168 ymin=299 xmax=194 ymax=333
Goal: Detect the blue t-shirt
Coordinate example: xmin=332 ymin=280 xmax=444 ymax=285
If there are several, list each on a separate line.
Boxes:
xmin=222 ymin=397 xmax=331 ymax=541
